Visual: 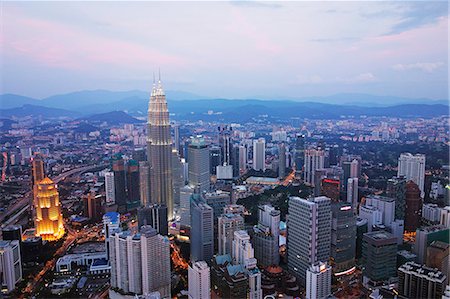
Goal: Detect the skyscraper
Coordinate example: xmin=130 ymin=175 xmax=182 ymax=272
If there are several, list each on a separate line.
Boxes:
xmin=218 ymin=214 xmax=244 ymax=255
xmin=405 ymin=180 xmax=422 ymax=232
xmin=173 ymin=123 xmax=180 ymax=153
xmin=287 ymin=196 xmax=331 ymax=285
xmin=147 ymin=79 xmax=174 ymax=220
xmin=190 ymin=198 xmax=214 ymax=263
xmin=104 ymin=172 xmax=116 ymax=206
xmin=209 ymin=145 xmax=222 ymax=176
xmin=172 ymin=149 xmax=184 ymax=205
xmin=304 ymin=148 xmax=325 ymax=186
xmin=137 ymin=204 xmax=168 ymax=236
xmin=331 ymin=202 xmax=356 ymax=276
xmin=386 ymin=176 xmax=406 ymax=220
xmin=398 ymin=262 xmax=447 ymax=299
xmin=293 ymin=134 xmax=305 ymax=174
xmin=0 ymin=240 xmax=22 ymax=294
xmin=278 ymin=143 xmax=286 ymax=179
xmin=112 ymin=155 xmax=127 ymax=213
xmin=238 ymin=145 xmax=247 ymax=174
xmin=306 ymin=262 xmax=332 ymax=299
xmin=138 ymin=161 xmax=150 ymax=207
xmin=188 ymin=261 xmax=211 ymax=299
xmin=218 ymin=125 xmax=232 ymax=166
xmin=34 ymin=177 xmax=65 ymax=241
xmin=347 ymin=177 xmax=358 ymax=213
xmin=126 ymin=159 xmax=140 ymax=209
xmin=180 ymin=185 xmax=195 ymax=227
xmin=397 ymin=153 xmax=426 ymax=197
xmin=103 ymin=212 xmax=120 ymax=259
xmin=31 ymin=154 xmax=45 ymax=185
xmin=188 ymin=135 xmax=210 ymax=193
xmin=253 ymin=138 xmax=266 ymax=171
xmin=253 ymin=205 xmax=280 ymax=267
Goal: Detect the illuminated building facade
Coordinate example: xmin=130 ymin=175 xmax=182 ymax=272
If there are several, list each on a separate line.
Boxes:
xmin=34 ymin=177 xmax=65 ymax=241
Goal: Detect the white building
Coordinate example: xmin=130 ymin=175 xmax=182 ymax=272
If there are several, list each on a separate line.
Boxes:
xmin=253 ymin=138 xmax=266 ymax=171
xmin=306 ymin=262 xmax=332 ymax=299
xmin=422 ymin=203 xmax=441 ymax=224
xmin=188 ymin=261 xmax=210 ymax=299
xmin=440 ymin=206 xmax=450 ymax=227
xmin=103 ymin=212 xmax=121 ymax=259
xmin=0 ymin=240 xmax=22 ymax=294
xmin=397 ymin=153 xmax=426 ymax=197
xmin=358 ymin=205 xmax=383 ymax=232
xmin=218 ymin=214 xmax=244 ymax=255
xmin=180 ymin=185 xmax=195 ymax=227
xmin=239 ymin=145 xmax=247 ymax=173
xmin=304 ymin=149 xmax=325 ymax=186
xmin=365 ymin=195 xmax=395 ymax=226
xmin=105 ymin=172 xmax=116 ymax=205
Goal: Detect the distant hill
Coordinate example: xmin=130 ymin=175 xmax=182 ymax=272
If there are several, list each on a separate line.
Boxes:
xmin=0 ymin=104 xmax=81 ymax=118
xmin=0 ymin=94 xmax=39 ymax=109
xmin=79 ymin=111 xmax=143 ymax=125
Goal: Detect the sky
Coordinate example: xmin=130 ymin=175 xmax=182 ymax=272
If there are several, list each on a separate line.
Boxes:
xmin=0 ymin=1 xmax=448 ymax=100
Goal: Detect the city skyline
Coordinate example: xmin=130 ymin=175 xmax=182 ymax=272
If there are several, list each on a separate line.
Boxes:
xmin=1 ymin=1 xmax=448 ymax=99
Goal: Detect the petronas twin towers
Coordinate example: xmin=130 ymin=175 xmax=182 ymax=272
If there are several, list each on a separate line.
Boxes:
xmin=147 ymin=79 xmax=174 ymax=220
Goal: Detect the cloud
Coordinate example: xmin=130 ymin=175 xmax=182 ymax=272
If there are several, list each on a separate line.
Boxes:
xmin=293 ymin=75 xmax=323 ymax=85
xmin=337 ymin=73 xmax=377 ymax=84
xmin=392 ymin=62 xmax=444 ymax=73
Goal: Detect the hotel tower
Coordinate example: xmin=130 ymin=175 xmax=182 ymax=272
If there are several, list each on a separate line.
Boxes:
xmin=147 ymin=79 xmax=174 ymax=220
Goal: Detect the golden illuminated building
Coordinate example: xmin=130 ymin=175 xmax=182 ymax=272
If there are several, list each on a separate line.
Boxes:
xmin=34 ymin=177 xmax=65 ymax=241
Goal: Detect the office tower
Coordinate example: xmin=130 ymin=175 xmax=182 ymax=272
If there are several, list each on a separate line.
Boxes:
xmin=232 ymin=230 xmax=263 ymax=299
xmin=386 ymin=176 xmax=406 ymax=220
xmin=306 ymin=262 xmax=332 ymax=299
xmin=209 ymin=145 xmax=222 ymax=176
xmin=347 ymin=178 xmax=358 ymax=213
xmin=188 ymin=261 xmax=211 ymax=299
xmin=126 ymin=160 xmax=140 ymax=209
xmin=293 ymin=134 xmax=305 ymax=173
xmin=362 ymin=231 xmax=397 ymax=283
xmin=110 ymin=226 xmax=170 ymax=297
xmin=141 ymin=226 xmax=171 ymax=297
xmin=34 ymin=177 xmax=64 ymax=241
xmin=405 ymin=180 xmax=422 ymax=232
xmin=218 ymin=125 xmax=232 ymax=166
xmin=358 ymin=205 xmax=382 ymax=232
xmin=253 ymin=205 xmax=280 ymax=267
xmin=171 ymin=149 xmax=184 ymax=205
xmin=147 ymin=79 xmax=174 ymax=220
xmin=103 ymin=212 xmax=120 ymax=259
xmin=414 ymin=225 xmax=449 ymax=264
xmin=188 ymin=136 xmax=210 ymax=193
xmin=398 ymin=262 xmax=447 ymax=299
xmin=204 ymin=190 xmax=231 ymax=224
xmin=0 ymin=240 xmax=22 ymax=294
xmin=137 ymin=204 xmax=168 ymax=236
xmin=1 ymin=225 xmax=22 ymax=243
xmin=180 ymin=185 xmax=194 ymax=227
xmin=104 ymin=172 xmax=116 ymax=206
xmin=218 ymin=214 xmax=244 ymax=255
xmin=365 ymin=195 xmax=396 ymax=225
xmin=173 ymin=123 xmax=180 ymax=153
xmin=304 ymin=148 xmax=325 ymax=186
xmin=422 ymin=203 xmax=442 ymax=225
xmin=216 ymin=164 xmax=233 ymax=180
xmin=84 ymin=192 xmax=103 ymax=221
xmin=190 ymin=198 xmax=214 ymax=263
xmin=31 ymin=154 xmax=45 ymax=185
xmin=426 ymin=241 xmax=449 ymax=274
xmin=331 ymin=202 xmax=356 ymax=276
xmin=239 ymin=145 xmax=247 ymax=174
xmin=278 ymin=143 xmax=286 ymax=179
xmin=388 ymin=219 xmax=405 ymax=245
xmin=112 ymin=155 xmax=127 ymax=213
xmin=355 ymin=218 xmax=368 ymax=261
xmin=340 ymin=155 xmax=361 ymax=177
xmin=287 ymin=196 xmax=331 ymax=285
xmin=132 ymin=148 xmax=146 ymax=162
xmin=138 ymin=161 xmax=150 ymax=207
xmin=320 ymin=178 xmax=340 ymax=202
xmin=252 ymin=138 xmax=266 ymax=171
xmin=397 ymin=153 xmax=425 ymax=197
xmin=230 ymin=144 xmax=240 ymax=177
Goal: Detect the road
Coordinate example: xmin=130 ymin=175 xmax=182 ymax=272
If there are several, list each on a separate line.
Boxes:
xmin=281 ymin=169 xmax=295 ymax=186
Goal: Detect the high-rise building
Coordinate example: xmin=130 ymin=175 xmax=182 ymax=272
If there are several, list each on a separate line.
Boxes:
xmin=398 ymin=262 xmax=447 ymax=299
xmin=110 ymin=226 xmax=170 ymax=297
xmin=320 ymin=178 xmax=340 ymax=202
xmin=218 ymin=125 xmax=232 ymax=166
xmin=253 ymin=205 xmax=280 ymax=267
xmin=31 ymin=154 xmax=45 ymax=185
xmin=209 ymin=145 xmax=222 ymax=176
xmin=138 ymin=161 xmax=150 ymax=207
xmin=238 ymin=145 xmax=247 ymax=174
xmin=137 ymin=204 xmax=168 ymax=236
xmin=211 ymin=254 xmax=248 ymax=298
xmin=34 ymin=177 xmax=65 ymax=241
xmin=278 ymin=143 xmax=286 ymax=179
xmin=397 ymin=153 xmax=425 ymax=197
xmin=126 ymin=160 xmax=140 ymax=209
xmin=365 ymin=195 xmax=396 ymax=226
xmin=188 ymin=136 xmax=210 ymax=193
xmin=347 ymin=177 xmax=358 ymax=213
xmin=173 ymin=123 xmax=180 ymax=153
xmin=188 ymin=261 xmax=211 ymax=299
xmin=355 ymin=218 xmax=368 ymax=261
xmin=306 ymin=262 xmax=332 ymax=299
xmin=104 ymin=172 xmax=116 ymax=206
xmin=147 ymin=79 xmax=174 ymax=220
xmin=171 ymin=149 xmax=184 ymax=205
xmin=180 ymin=185 xmax=195 ymax=227
xmin=0 ymin=240 xmax=22 ymax=294
xmin=331 ymin=202 xmax=356 ymax=276
xmin=414 ymin=225 xmax=449 ymax=264
xmin=84 ymin=192 xmax=103 ymax=221
xmin=426 ymin=241 xmax=449 ymax=274
xmin=287 ymin=196 xmax=331 ymax=285
xmin=103 ymin=212 xmax=120 ymax=259
xmin=253 ymin=138 xmax=266 ymax=171
xmin=132 ymin=148 xmax=146 ymax=162
xmin=230 ymin=144 xmax=240 ymax=177
xmin=304 ymin=149 xmax=325 ymax=186
xmin=358 ymin=205 xmax=382 ymax=232
xmin=405 ymin=180 xmax=422 ymax=232
xmin=204 ymin=190 xmax=231 ymax=224
xmin=1 ymin=225 xmax=22 ymax=243
xmin=112 ymin=155 xmax=127 ymax=213
xmin=190 ymin=198 xmax=214 ymax=263
xmin=386 ymin=176 xmax=406 ymax=220
xmin=218 ymin=214 xmax=244 ymax=255
xmin=361 ymin=231 xmax=397 ymax=283
xmin=293 ymin=134 xmax=305 ymax=174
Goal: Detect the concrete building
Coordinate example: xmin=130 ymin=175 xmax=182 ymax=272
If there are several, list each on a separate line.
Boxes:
xmin=405 ymin=180 xmax=422 ymax=232
xmin=190 ymin=199 xmax=214 ymax=263
xmin=398 ymin=262 xmax=447 ymax=299
xmin=422 ymin=203 xmax=442 ymax=225
xmin=188 ymin=261 xmax=210 ymax=299
xmin=105 ymin=171 xmax=116 ymax=206
xmin=0 ymin=240 xmax=22 ymax=294
xmin=362 ymin=231 xmax=397 ymax=284
xmin=306 ymin=262 xmax=332 ymax=299
xmin=103 ymin=212 xmax=121 ymax=259
xmin=253 ymin=138 xmax=266 ymax=171
xmin=358 ymin=205 xmax=382 ymax=232
xmin=180 ymin=185 xmax=195 ymax=227
xmin=304 ymin=149 xmax=325 ymax=186
xmin=218 ymin=214 xmax=244 ymax=255
xmin=365 ymin=195 xmax=396 ymax=226
xmin=426 ymin=241 xmax=449 ymax=275
xmin=287 ymin=196 xmax=331 ymax=285
xmin=386 ymin=176 xmax=406 ymax=220
xmin=278 ymin=143 xmax=286 ymax=179
xmin=397 ymin=153 xmax=425 ymax=197
xmin=137 ymin=204 xmax=168 ymax=236
xmin=331 ymin=202 xmax=356 ymax=276
xmin=188 ymin=135 xmax=210 ymax=193
xmin=239 ymin=145 xmax=248 ymax=174
xmin=252 ymin=205 xmax=280 ymax=267
xmin=414 ymin=225 xmax=449 ymax=264
xmin=347 ymin=177 xmax=358 ymax=213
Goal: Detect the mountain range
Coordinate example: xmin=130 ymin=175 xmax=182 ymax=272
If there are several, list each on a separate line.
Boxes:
xmin=0 ymin=90 xmax=448 ymax=121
